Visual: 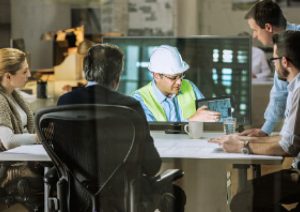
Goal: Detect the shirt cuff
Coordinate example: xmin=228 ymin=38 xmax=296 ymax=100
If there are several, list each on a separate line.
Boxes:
xmin=13 ymin=134 xmax=37 ymax=147
xmin=261 ymin=120 xmax=275 ymax=135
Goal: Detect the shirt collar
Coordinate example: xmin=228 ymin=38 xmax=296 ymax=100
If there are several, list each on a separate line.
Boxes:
xmin=86 ymin=81 xmax=98 ymax=87
xmin=151 ymin=80 xmax=182 ymax=103
xmin=286 ymin=23 xmax=297 ymax=30
xmin=287 ymin=73 xmax=300 ymax=92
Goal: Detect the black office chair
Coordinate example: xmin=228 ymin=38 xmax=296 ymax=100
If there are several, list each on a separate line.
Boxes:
xmin=36 ymin=104 xmax=184 ymax=212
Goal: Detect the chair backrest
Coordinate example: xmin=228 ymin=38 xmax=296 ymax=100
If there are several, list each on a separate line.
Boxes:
xmin=36 ymin=104 xmax=148 ymax=212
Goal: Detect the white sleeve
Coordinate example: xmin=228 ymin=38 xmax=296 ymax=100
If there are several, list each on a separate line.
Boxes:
xmin=0 ymin=126 xmax=36 ymax=150
xmin=256 ymin=53 xmax=272 ymax=78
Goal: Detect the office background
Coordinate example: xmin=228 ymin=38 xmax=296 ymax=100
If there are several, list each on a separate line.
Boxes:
xmin=0 ymin=0 xmax=298 ymax=211
xmin=1 ymin=0 xmax=299 ymax=129
xmin=1 ymin=0 xmax=300 ymax=69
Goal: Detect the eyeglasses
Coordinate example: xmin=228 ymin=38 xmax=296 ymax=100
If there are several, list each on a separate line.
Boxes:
xmin=160 ymin=73 xmax=185 ymax=81
xmin=269 ymin=57 xmax=283 ymax=63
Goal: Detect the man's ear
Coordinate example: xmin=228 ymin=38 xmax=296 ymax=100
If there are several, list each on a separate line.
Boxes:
xmin=153 ymin=73 xmax=161 ymax=80
xmin=281 ymin=57 xmax=289 ymax=68
xmin=265 ymin=23 xmax=273 ymax=33
xmin=111 ymin=74 xmax=120 ymax=90
xmin=3 ymin=72 xmax=11 ymax=80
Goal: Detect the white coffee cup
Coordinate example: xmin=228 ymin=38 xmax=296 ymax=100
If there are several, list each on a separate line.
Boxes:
xmin=184 ymin=121 xmax=204 ymax=139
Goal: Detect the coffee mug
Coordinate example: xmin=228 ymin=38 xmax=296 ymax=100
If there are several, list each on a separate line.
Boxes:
xmin=184 ymin=121 xmax=204 ymax=139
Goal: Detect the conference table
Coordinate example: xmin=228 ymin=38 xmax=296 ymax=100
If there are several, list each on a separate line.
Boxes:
xmin=151 ymin=131 xmax=283 ymax=212
xmin=0 ymin=131 xmax=283 ymax=212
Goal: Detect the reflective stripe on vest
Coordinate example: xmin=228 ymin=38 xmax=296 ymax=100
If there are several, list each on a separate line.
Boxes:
xmin=138 ymin=79 xmax=196 ymax=121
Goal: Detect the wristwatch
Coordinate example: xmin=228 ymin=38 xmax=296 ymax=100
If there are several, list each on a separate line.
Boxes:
xmin=241 ymin=140 xmax=251 ymax=154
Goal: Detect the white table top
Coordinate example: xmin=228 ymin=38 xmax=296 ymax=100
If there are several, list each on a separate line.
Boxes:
xmin=0 ymin=145 xmax=49 ymax=162
xmin=0 ymin=131 xmax=283 ymax=165
xmin=151 ymin=131 xmax=283 ymax=165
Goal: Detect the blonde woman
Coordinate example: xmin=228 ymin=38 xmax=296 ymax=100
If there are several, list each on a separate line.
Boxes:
xmin=0 ymin=48 xmax=38 ymax=149
xmin=0 ymin=48 xmax=42 ymax=211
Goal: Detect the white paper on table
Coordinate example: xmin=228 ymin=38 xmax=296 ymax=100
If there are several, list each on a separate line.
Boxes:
xmin=154 ymin=139 xmax=222 ymax=157
xmin=5 ymin=145 xmax=46 ymax=156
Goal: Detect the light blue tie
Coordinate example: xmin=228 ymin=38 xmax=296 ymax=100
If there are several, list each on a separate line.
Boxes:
xmin=167 ymin=98 xmax=178 ymax=122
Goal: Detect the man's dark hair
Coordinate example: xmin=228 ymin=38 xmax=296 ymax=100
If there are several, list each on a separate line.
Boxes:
xmin=84 ymin=43 xmax=124 ymax=87
xmin=273 ymin=31 xmax=300 ymax=71
xmin=245 ymin=0 xmax=287 ymax=29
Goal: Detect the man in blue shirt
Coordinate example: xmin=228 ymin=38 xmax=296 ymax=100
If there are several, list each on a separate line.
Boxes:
xmin=241 ymin=0 xmax=300 ymax=137
xmin=211 ymin=30 xmax=300 ymax=212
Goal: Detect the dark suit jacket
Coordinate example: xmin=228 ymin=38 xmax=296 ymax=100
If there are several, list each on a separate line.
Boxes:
xmin=57 ymin=84 xmax=161 ymax=176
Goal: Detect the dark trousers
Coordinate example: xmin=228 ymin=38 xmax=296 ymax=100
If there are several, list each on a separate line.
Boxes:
xmin=230 ymin=169 xmax=300 ymax=212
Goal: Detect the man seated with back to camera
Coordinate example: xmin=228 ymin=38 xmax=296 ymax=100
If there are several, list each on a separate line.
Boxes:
xmin=210 ymin=31 xmax=300 ymax=212
xmin=57 ymin=43 xmax=186 ymax=212
xmin=133 ymin=45 xmax=221 ymax=122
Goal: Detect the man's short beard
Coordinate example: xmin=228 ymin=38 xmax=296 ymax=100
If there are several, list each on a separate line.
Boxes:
xmin=278 ymin=76 xmax=287 ymax=81
xmin=277 ymin=66 xmax=289 ymax=81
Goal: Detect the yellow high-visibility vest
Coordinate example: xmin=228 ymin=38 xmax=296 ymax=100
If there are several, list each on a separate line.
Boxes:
xmin=138 ymin=79 xmax=196 ymax=121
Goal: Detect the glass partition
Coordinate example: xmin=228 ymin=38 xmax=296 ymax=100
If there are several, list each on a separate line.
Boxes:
xmin=104 ymin=36 xmax=252 ymax=124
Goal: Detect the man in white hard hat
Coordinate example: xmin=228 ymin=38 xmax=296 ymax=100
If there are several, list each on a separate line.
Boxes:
xmin=133 ymin=45 xmax=220 ymax=122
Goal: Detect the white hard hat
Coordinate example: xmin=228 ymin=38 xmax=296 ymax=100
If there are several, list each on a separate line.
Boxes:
xmin=148 ymin=45 xmax=189 ymax=75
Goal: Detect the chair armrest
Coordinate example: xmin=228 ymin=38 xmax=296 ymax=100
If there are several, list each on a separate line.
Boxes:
xmin=155 ymin=169 xmax=184 ymax=184
xmin=44 ymin=166 xmax=58 ymax=185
